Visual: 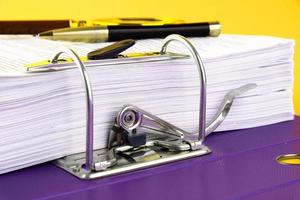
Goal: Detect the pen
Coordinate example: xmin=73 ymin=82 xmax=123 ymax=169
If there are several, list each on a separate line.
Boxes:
xmin=0 ymin=18 xmax=184 ymax=34
xmin=38 ymin=22 xmax=221 ymax=43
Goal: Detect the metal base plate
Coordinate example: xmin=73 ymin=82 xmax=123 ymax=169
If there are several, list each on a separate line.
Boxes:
xmin=54 ymin=145 xmax=211 ymax=180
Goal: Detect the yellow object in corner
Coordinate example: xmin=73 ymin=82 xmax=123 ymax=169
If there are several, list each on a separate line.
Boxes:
xmin=277 ymin=154 xmax=300 ymax=165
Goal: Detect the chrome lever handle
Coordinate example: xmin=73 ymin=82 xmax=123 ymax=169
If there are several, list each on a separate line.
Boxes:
xmin=204 ymin=83 xmax=257 ymax=136
xmin=115 ymin=83 xmax=257 ymax=144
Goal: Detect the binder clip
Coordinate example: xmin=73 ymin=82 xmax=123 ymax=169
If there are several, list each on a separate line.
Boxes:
xmin=50 ymin=34 xmax=256 ymax=179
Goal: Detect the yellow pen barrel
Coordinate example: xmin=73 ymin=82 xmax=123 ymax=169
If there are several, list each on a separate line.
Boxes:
xmin=69 ymin=18 xmax=185 ymax=27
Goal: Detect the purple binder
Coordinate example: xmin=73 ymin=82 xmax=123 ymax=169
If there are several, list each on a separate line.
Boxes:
xmin=1 ymin=117 xmax=300 ymax=200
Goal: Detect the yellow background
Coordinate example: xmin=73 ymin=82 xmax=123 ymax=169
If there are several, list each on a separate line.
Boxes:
xmin=0 ymin=0 xmax=299 ymax=115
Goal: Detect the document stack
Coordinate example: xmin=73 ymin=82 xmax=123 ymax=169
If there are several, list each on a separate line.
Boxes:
xmin=0 ymin=34 xmax=294 ymax=174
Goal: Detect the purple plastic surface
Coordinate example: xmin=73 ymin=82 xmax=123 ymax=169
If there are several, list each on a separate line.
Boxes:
xmin=1 ymin=117 xmax=300 ymax=200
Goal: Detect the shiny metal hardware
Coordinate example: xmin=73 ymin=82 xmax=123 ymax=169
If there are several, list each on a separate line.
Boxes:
xmin=52 ymin=34 xmax=256 ymax=180
xmin=108 ymin=83 xmax=256 ymax=152
xmin=50 ymin=47 xmax=95 ymax=171
xmin=205 ymin=83 xmax=257 ymax=136
xmin=161 ymin=34 xmax=208 ymax=148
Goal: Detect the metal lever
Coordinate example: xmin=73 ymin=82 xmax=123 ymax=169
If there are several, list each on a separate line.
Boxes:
xmin=109 ymin=83 xmax=256 ymax=151
xmin=205 ymin=83 xmax=257 ymax=136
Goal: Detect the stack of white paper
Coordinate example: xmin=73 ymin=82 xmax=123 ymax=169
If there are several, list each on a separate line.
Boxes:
xmin=0 ymin=34 xmax=294 ymax=174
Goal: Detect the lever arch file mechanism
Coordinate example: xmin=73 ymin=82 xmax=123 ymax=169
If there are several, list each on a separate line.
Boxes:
xmin=31 ymin=34 xmax=255 ymax=179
